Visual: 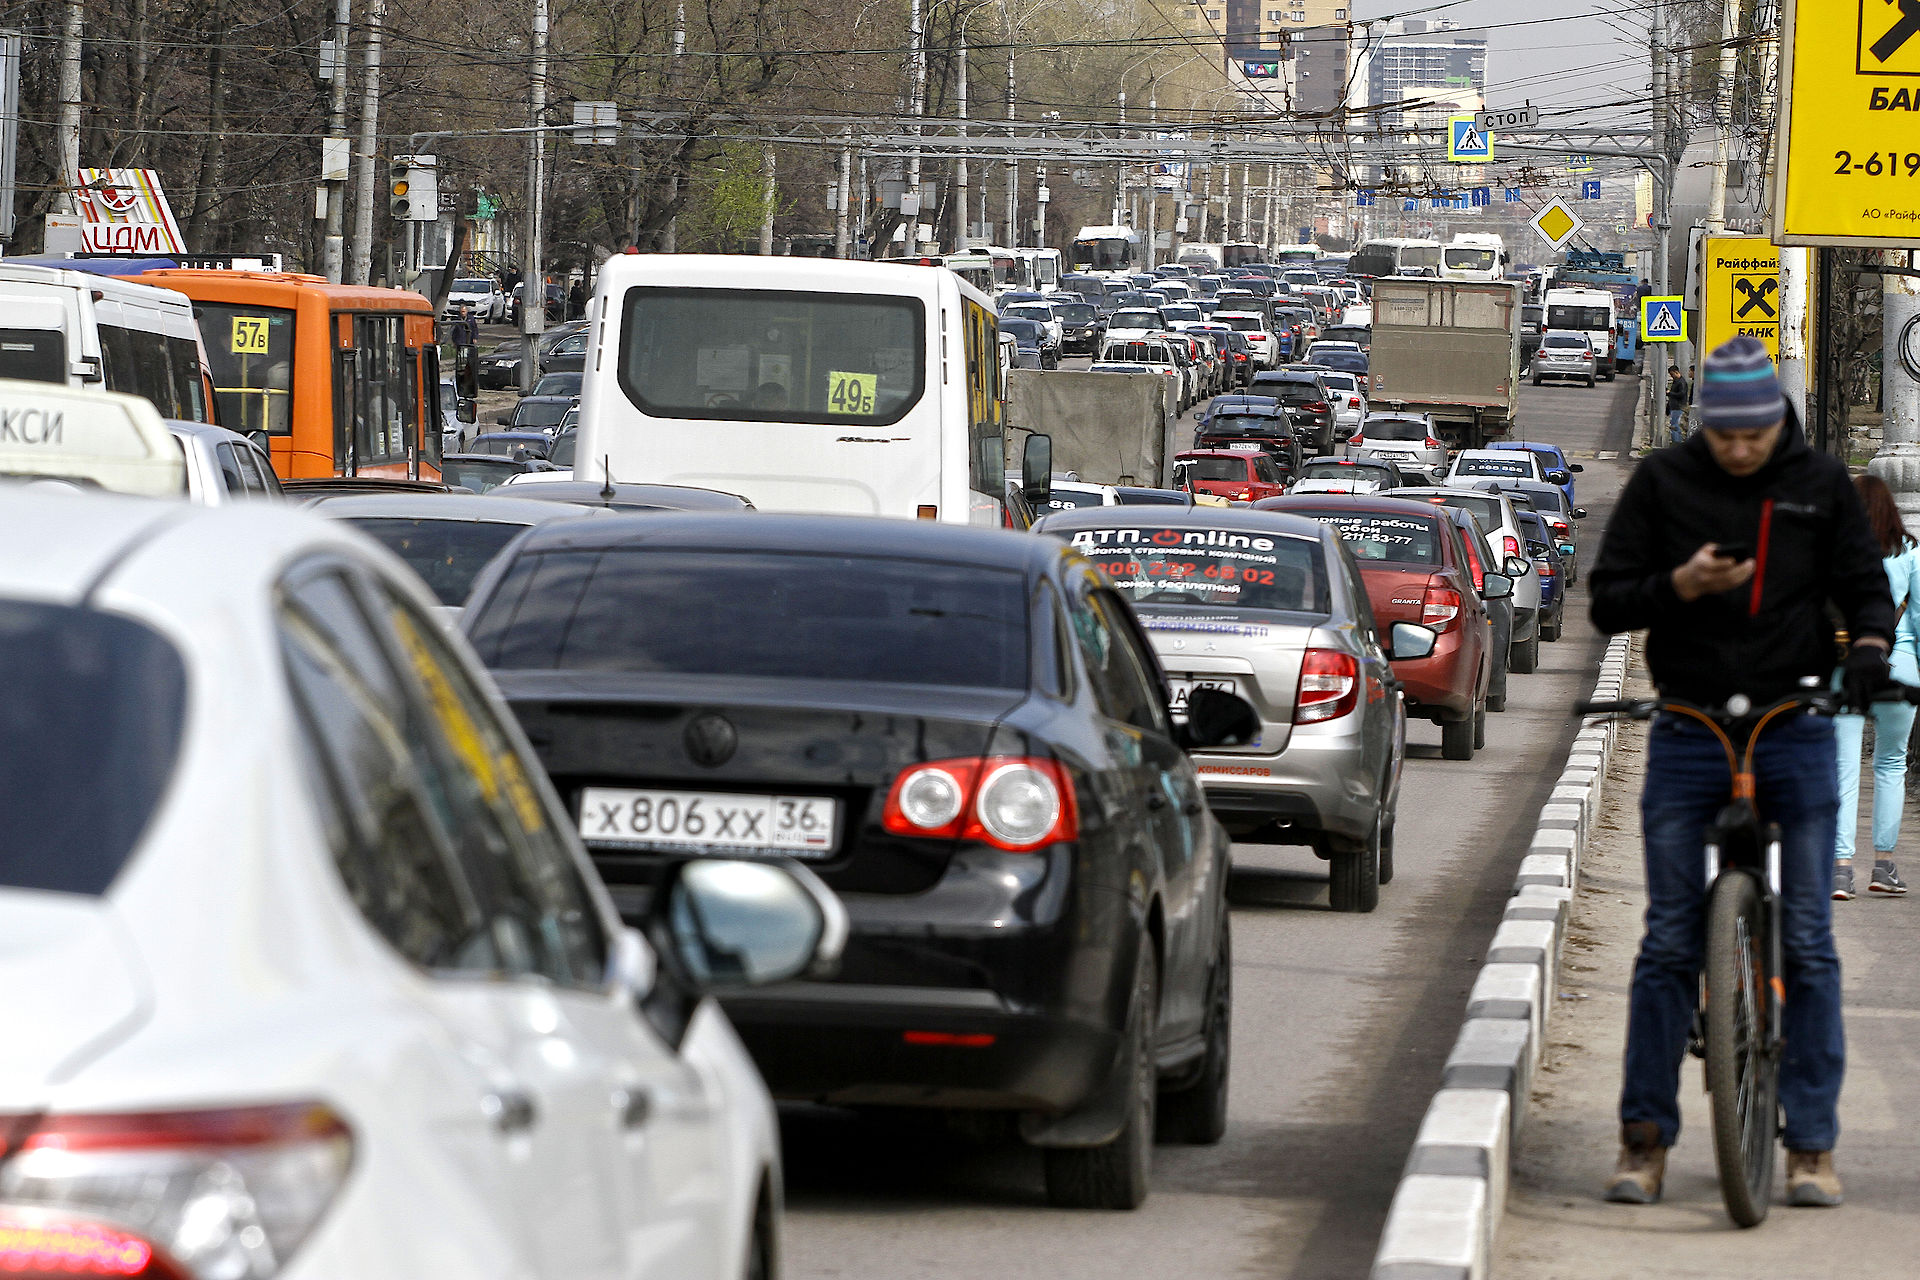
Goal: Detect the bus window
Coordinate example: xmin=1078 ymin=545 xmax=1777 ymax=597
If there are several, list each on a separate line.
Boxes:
xmin=617 ymin=288 xmax=925 ymax=425
xmin=352 ymin=313 xmax=418 ymax=466
xmin=100 ymin=323 xmax=197 ymax=419
xmin=963 ymin=298 xmax=1004 ymax=496
xmin=167 ymin=336 xmax=208 ymax=422
xmin=0 ymin=330 xmax=66 ymax=384
xmin=193 ymin=301 xmax=295 ymax=435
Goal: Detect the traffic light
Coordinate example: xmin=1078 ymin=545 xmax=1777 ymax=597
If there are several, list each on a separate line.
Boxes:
xmin=389 ymin=155 xmax=438 ymax=221
xmin=389 ymin=157 xmax=413 ymax=220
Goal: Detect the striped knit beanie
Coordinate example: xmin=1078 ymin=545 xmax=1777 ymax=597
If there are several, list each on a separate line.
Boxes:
xmin=1697 ymin=336 xmax=1783 ymax=431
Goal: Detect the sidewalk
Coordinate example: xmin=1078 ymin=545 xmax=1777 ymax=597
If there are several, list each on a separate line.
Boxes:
xmin=1494 ymin=646 xmax=1920 ymax=1277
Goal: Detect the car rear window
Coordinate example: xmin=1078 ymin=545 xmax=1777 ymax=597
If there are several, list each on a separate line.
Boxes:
xmin=1206 ymin=414 xmax=1286 ymax=437
xmin=1301 ymin=460 xmax=1386 ymax=480
xmin=1 ymin=600 xmax=187 ymax=895
xmin=1456 ymin=456 xmax=1531 ymax=477
xmin=440 ymin=456 xmax=519 ymax=493
xmin=1414 ymin=492 xmax=1503 ymax=532
xmin=348 ymin=517 xmax=530 ymax=606
xmin=1363 ymin=417 xmax=1429 ymax=441
xmin=1542 ymin=333 xmax=1588 ymax=349
xmin=468 ymin=550 xmax=1030 ymax=689
xmin=1285 ymin=510 xmax=1441 ymax=565
xmin=1065 ymin=526 xmax=1328 ymax=613
xmin=1177 ymin=457 xmax=1249 ymax=483
xmin=1110 ymin=310 xmax=1162 ymax=328
xmin=1046 ymin=489 xmax=1108 ymax=510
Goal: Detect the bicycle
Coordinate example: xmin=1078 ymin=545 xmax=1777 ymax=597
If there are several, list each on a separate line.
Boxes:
xmin=1580 ymin=682 xmax=1920 ymax=1226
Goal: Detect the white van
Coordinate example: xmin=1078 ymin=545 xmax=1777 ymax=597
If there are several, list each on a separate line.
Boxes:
xmin=576 ymin=254 xmax=1021 ymax=523
xmin=0 ymin=264 xmax=214 ymax=422
xmin=1543 ymin=286 xmax=1619 ymax=382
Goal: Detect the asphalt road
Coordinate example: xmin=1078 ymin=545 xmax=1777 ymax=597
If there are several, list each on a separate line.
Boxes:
xmin=774 ymin=370 xmax=1644 ymax=1280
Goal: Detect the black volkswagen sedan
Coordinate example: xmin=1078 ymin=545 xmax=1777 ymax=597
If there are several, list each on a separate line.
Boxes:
xmin=462 ymin=514 xmax=1256 ymax=1209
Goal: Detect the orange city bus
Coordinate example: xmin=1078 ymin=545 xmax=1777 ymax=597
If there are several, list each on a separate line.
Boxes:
xmin=128 ymin=270 xmax=443 ymax=481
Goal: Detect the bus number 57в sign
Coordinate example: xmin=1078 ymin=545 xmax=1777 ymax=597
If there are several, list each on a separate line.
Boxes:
xmin=1774 ymin=0 xmax=1920 ymax=245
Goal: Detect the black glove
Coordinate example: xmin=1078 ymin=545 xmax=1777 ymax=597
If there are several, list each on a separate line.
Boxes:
xmin=1842 ymin=643 xmax=1894 ymax=711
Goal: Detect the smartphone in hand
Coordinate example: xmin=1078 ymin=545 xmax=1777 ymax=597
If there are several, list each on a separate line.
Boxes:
xmin=1714 ymin=542 xmax=1754 ymax=561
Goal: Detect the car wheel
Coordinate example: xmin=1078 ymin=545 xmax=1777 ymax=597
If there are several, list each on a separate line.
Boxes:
xmin=743 ymin=1187 xmax=774 ymax=1280
xmin=1157 ymin=914 xmax=1230 ymax=1145
xmin=1473 ymin=702 xmax=1487 ymax=750
xmin=1441 ymin=713 xmax=1476 ymax=761
xmin=1584 ymin=377 xmax=1595 ymax=388
xmin=1328 ymin=809 xmax=1382 ymax=913
xmin=1044 ymin=943 xmax=1157 ymax=1210
xmin=1510 ymin=625 xmax=1540 ymax=675
xmin=1378 ymin=817 xmax=1396 ymax=885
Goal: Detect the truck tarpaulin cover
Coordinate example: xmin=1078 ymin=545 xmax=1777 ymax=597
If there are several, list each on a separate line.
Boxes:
xmin=1006 ymin=369 xmax=1170 ymax=486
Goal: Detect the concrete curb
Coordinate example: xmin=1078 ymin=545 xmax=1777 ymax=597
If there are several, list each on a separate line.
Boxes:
xmin=1370 ymin=632 xmax=1633 ymax=1280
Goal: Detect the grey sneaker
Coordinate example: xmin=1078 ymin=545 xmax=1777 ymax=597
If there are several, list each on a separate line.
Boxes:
xmin=1833 ymin=866 xmax=1856 ymax=901
xmin=1869 ymin=860 xmax=1908 ymax=895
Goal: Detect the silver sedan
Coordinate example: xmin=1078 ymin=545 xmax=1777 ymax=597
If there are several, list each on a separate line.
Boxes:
xmin=1035 ymin=506 xmax=1433 ymax=912
xmin=1529 ymin=330 xmax=1597 ymax=387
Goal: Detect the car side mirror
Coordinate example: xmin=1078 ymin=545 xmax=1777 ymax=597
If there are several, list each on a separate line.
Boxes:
xmin=1176 ymin=686 xmax=1261 ymax=751
xmin=1545 ymin=468 xmax=1572 ymax=485
xmin=1572 ymin=507 xmax=1588 ymax=519
xmin=654 ymin=857 xmax=847 ymax=988
xmin=458 ymin=398 xmax=477 ymax=424
xmin=495 ymin=410 xmax=515 ymax=425
xmin=1570 ymin=463 xmax=1584 ymax=473
xmin=244 ymin=428 xmax=272 ymax=451
xmin=1385 ymin=621 xmax=1437 ymax=660
xmin=1483 ymin=572 xmax=1515 ymax=599
xmin=1022 ymin=433 xmax=1053 ymax=508
xmin=1558 ymin=542 xmax=1577 ymax=557
xmin=1502 ymin=555 xmax=1529 ymax=577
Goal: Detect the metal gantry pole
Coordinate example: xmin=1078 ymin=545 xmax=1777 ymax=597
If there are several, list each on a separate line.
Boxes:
xmin=955 ymin=22 xmax=969 ymax=246
xmin=321 ymin=0 xmax=352 ymax=283
xmin=834 ymin=135 xmax=852 ymax=257
xmin=53 ymin=0 xmax=81 ymax=214
xmin=904 ymin=0 xmax=925 ymax=253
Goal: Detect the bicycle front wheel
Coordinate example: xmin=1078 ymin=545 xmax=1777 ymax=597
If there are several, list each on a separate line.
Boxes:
xmin=1704 ymin=870 xmax=1779 ymax=1227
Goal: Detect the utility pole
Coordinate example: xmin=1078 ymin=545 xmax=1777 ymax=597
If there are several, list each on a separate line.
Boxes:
xmin=1869 ymin=254 xmax=1920 ymax=516
xmin=321 ymin=0 xmax=351 ymax=283
xmin=1643 ymin=0 xmax=1671 ymax=449
xmin=54 ymin=0 xmax=81 ymax=213
xmin=954 ymin=23 xmax=968 ymax=246
xmin=1143 ymin=87 xmax=1157 ymax=269
xmin=664 ymin=1 xmax=685 ymax=252
xmin=519 ymin=0 xmax=548 ymax=393
xmin=759 ymin=148 xmax=776 ymax=254
xmin=904 ymin=0 xmax=925 ymax=254
xmin=1704 ymin=0 xmax=1737 ymax=234
xmin=348 ymin=0 xmax=386 ymax=284
xmin=834 ymin=136 xmax=852 ymax=257
xmin=1002 ymin=10 xmax=1015 ymax=247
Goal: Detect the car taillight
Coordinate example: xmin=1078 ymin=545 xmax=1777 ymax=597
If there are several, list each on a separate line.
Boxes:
xmin=1348 ymin=433 xmax=1363 ymax=445
xmin=0 ymin=1103 xmax=353 ymax=1280
xmin=1421 ymin=584 xmax=1462 ymax=631
xmin=1305 ymin=401 xmax=1327 ymax=413
xmin=1236 ymin=488 xmax=1254 ymax=499
xmin=1503 ymin=534 xmax=1521 ymax=561
xmin=1549 ymin=519 xmax=1569 ymax=534
xmin=1424 ymin=436 xmax=1441 ymax=448
xmin=1296 ymin=649 xmax=1359 ymax=723
xmin=1348 ymin=396 xmax=1361 ymax=407
xmin=882 ymin=756 xmax=1077 ymax=851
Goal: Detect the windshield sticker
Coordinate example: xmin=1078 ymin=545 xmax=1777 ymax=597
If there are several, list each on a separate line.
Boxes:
xmin=826 ymin=370 xmax=878 ymax=414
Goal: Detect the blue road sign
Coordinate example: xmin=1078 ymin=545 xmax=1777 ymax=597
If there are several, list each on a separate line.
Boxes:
xmin=1640 ymin=295 xmax=1687 ymax=343
xmin=1402 ymin=199 xmax=1417 ymax=211
xmin=1504 ymin=187 xmax=1523 ymax=202
xmin=1471 ymin=187 xmax=1490 ymax=207
xmin=1447 ymin=117 xmax=1493 ymax=161
xmin=1356 ymin=189 xmax=1374 ymax=206
xmin=1580 ymin=179 xmax=1601 ymax=199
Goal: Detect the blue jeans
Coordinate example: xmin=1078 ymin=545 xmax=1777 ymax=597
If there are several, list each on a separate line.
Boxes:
xmin=1624 ymin=713 xmax=1844 ymax=1150
xmin=1834 ymin=650 xmax=1919 ymax=860
xmin=1667 ymin=408 xmax=1686 ymax=444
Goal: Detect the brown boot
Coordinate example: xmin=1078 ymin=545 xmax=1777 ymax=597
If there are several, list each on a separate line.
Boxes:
xmin=1605 ymin=1121 xmax=1668 ymax=1204
xmin=1786 ymin=1150 xmax=1843 ymax=1206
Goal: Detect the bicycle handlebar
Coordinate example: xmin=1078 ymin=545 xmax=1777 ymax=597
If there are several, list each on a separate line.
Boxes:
xmin=1577 ymin=685 xmax=1920 ymax=721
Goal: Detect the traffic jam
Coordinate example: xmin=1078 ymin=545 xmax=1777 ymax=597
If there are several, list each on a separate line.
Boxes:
xmin=2 ymin=235 xmax=1600 ymax=1279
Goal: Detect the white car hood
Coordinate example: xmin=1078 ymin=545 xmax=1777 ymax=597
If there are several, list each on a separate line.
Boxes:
xmin=0 ymin=892 xmax=152 ymax=1097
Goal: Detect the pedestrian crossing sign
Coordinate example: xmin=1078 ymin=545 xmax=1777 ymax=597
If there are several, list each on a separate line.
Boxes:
xmin=1640 ymin=295 xmax=1687 ymax=342
xmin=1448 ymin=117 xmax=1494 ymax=162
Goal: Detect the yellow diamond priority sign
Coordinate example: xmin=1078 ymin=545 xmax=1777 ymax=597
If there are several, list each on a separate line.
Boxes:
xmin=1530 ymin=198 xmax=1583 ymax=250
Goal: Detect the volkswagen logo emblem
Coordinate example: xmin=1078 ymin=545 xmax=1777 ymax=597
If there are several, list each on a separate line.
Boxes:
xmin=683 ymin=713 xmax=738 ymax=768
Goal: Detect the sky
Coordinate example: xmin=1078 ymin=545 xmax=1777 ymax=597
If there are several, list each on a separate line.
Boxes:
xmin=1353 ymin=0 xmax=1657 ymax=130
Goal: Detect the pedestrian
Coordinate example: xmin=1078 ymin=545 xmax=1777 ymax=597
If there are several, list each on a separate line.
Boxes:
xmin=449 ymin=304 xmax=477 ymax=353
xmin=1832 ymin=472 xmax=1919 ymax=900
xmin=568 ymin=279 xmax=587 ymax=320
xmin=1665 ymin=364 xmax=1690 ymax=444
xmin=1588 ymin=335 xmax=1897 ymax=1209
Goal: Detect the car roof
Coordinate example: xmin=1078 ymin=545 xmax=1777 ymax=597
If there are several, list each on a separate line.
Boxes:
xmin=504 ymin=511 xmax=1067 ymax=571
xmin=1495 ymin=441 xmax=1563 ymax=453
xmin=1176 ymin=449 xmax=1261 ymax=460
xmin=1252 ymin=494 xmax=1452 ymax=520
xmin=308 ymin=493 xmax=606 ymax=522
xmin=165 ymin=419 xmax=264 ymax=449
xmin=493 ymin=481 xmax=754 ymax=511
xmin=1033 ymin=504 xmax=1331 ymax=543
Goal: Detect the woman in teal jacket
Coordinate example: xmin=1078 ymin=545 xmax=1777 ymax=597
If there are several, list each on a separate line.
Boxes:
xmin=1834 ymin=474 xmax=1920 ymax=900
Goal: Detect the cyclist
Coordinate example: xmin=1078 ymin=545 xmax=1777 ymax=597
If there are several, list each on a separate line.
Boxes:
xmin=1589 ymin=336 xmax=1896 ymax=1208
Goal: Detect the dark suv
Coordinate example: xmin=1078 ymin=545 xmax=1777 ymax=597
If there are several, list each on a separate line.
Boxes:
xmin=1250 ymin=369 xmax=1337 ymax=455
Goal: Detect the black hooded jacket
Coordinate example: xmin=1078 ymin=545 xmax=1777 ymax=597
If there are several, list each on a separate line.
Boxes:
xmin=1589 ymin=405 xmax=1894 ymax=704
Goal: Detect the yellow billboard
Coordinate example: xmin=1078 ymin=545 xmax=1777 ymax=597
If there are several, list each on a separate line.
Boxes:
xmin=1774 ymin=0 xmax=1920 ymax=244
xmin=1699 ymin=235 xmax=1780 ymax=359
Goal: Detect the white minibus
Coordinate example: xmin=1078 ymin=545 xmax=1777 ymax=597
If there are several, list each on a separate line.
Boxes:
xmin=576 ymin=255 xmax=1031 ymax=524
xmin=1543 ymin=286 xmax=1619 ymax=382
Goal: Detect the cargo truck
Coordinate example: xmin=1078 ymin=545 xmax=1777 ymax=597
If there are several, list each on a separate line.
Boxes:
xmin=1005 ymin=367 xmax=1172 ymax=487
xmin=1363 ymin=278 xmax=1522 ymax=450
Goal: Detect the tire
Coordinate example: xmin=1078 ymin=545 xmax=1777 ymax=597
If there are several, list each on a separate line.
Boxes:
xmin=1543 ymin=608 xmax=1563 ymax=642
xmin=1157 ymin=915 xmax=1230 ymax=1145
xmin=1328 ymin=809 xmax=1382 ymax=912
xmin=1584 ymin=377 xmax=1595 ymax=388
xmin=1379 ymin=818 xmax=1396 ymax=885
xmin=1704 ymin=872 xmax=1777 ymax=1228
xmin=1045 ymin=944 xmax=1158 ymax=1210
xmin=1473 ymin=703 xmax=1487 ymax=750
xmin=1441 ymin=713 xmax=1475 ymax=761
xmin=1510 ymin=625 xmax=1540 ymax=675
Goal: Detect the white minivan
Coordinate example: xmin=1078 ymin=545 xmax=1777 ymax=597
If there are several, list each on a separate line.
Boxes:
xmin=576 ymin=255 xmax=1033 ymax=524
xmin=0 ymin=263 xmax=215 ymax=421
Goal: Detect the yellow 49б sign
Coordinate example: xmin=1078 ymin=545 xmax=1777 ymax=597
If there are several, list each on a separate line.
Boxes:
xmin=1775 ymin=0 xmax=1920 ymax=244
